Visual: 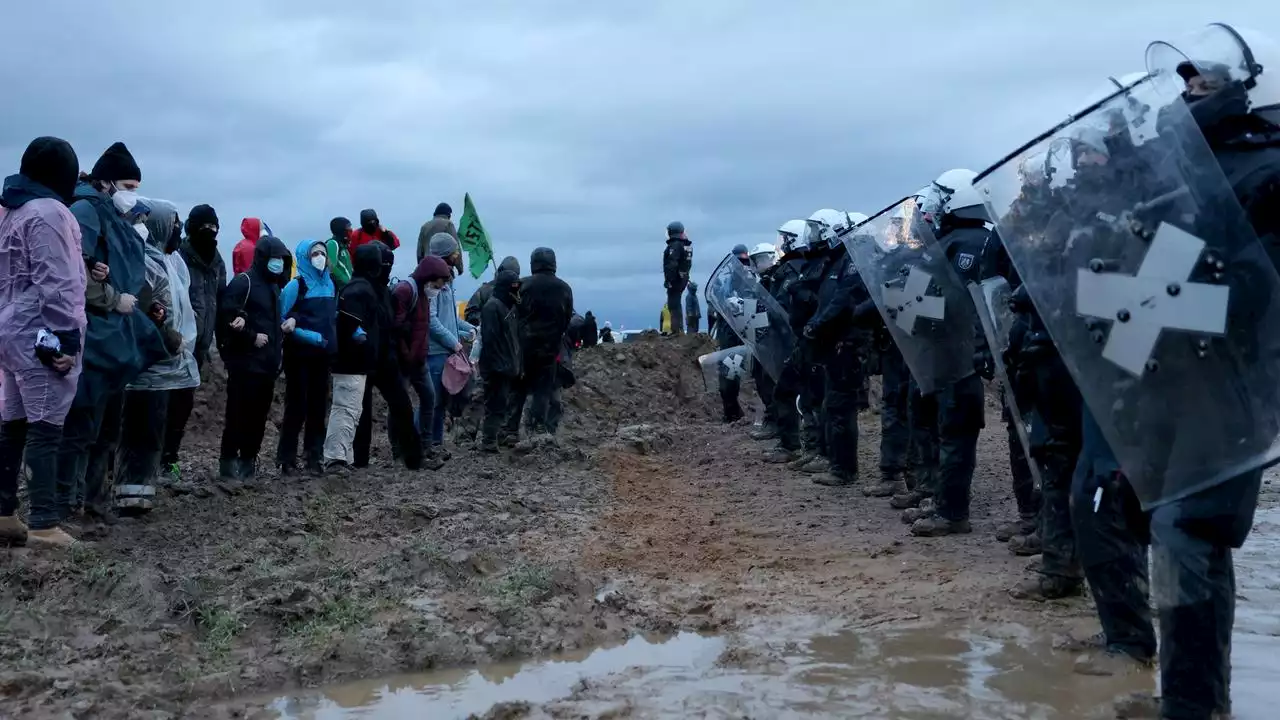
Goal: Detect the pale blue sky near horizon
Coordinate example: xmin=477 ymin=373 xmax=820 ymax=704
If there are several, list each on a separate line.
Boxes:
xmin=4 ymin=1 xmax=1278 ymax=330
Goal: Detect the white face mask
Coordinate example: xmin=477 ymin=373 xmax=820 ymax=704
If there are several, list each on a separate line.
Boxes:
xmin=112 ymin=189 xmax=140 ymax=216
xmin=310 ymin=254 xmax=327 ymax=271
xmin=425 ymin=286 xmax=442 ymax=299
xmin=133 ymin=223 xmax=150 ymax=241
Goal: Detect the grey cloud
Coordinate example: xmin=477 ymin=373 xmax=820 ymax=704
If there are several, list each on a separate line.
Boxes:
xmin=4 ymin=0 xmax=1279 ymax=329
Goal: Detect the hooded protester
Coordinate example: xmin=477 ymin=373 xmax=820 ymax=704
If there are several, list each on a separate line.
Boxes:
xmin=62 ymin=141 xmax=169 ymax=523
xmin=216 ymin=235 xmax=291 ymax=481
xmin=416 ymin=202 xmax=458 ymax=263
xmin=352 ymin=242 xmax=424 ymax=470
xmin=685 ymin=280 xmax=702 ymax=334
xmin=506 ymin=247 xmax=573 ymax=437
xmin=393 ymin=253 xmax=453 ymax=461
xmin=275 ymin=238 xmax=338 ymax=476
xmin=581 ymin=311 xmax=599 ymax=348
xmin=0 ymin=137 xmax=87 ymax=547
xmin=424 ymin=232 xmax=476 ymax=457
xmin=478 ymin=269 xmax=523 ymax=452
xmin=232 ymin=217 xmax=272 ymax=276
xmin=464 ymin=255 xmax=521 ymax=326
xmin=348 ymin=209 xmax=400 ymax=253
xmin=325 ymin=216 xmax=354 ymax=288
xmin=114 ymin=199 xmax=199 ymax=513
xmin=662 ymin=221 xmax=692 ymax=335
xmin=323 ymin=243 xmax=381 ymax=471
xmin=164 ymin=204 xmax=224 ymax=467
xmin=599 ymin=321 xmax=614 ymax=344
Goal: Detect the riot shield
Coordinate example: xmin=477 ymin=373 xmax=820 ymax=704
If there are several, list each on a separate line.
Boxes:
xmin=697 ymin=346 xmax=752 ymax=393
xmin=844 ymin=197 xmax=978 ymax=395
xmin=969 ymin=277 xmax=1043 ymax=490
xmin=976 ymin=75 xmax=1280 ymax=508
xmin=705 ymin=256 xmax=795 ymax=382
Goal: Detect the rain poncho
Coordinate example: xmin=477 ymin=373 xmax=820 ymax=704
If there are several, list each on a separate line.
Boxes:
xmin=128 ymin=199 xmax=199 ymax=391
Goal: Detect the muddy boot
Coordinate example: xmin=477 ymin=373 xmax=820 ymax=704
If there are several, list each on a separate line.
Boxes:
xmin=812 ymin=470 xmax=856 ymax=487
xmin=1009 ymin=532 xmax=1042 ymax=557
xmin=432 ymin=445 xmax=453 ymax=462
xmin=863 ymin=471 xmax=901 ymax=498
xmin=1112 ymin=692 xmax=1163 ymax=719
xmin=324 ymin=460 xmax=352 ymax=478
xmin=1009 ymin=575 xmax=1084 ymax=601
xmin=1075 ymin=649 xmax=1154 ymax=677
xmin=763 ymin=447 xmax=800 ymax=464
xmin=995 ymin=517 xmax=1038 ymax=542
xmin=910 ymin=514 xmax=971 ymax=537
xmin=239 ymin=458 xmax=258 ymax=486
xmin=0 ymin=515 xmax=28 ymax=547
xmin=480 ymin=439 xmax=499 ymax=454
xmin=304 ymin=459 xmax=324 ymax=477
xmin=1053 ymin=631 xmax=1106 ymax=653
xmin=799 ymin=455 xmax=830 ymax=474
xmin=1025 ymin=554 xmax=1043 ymax=573
xmin=27 ymin=526 xmax=76 ymax=547
xmin=277 ymin=462 xmax=298 ymax=478
xmin=499 ymin=433 xmax=519 ymax=449
xmin=749 ymin=425 xmax=778 ymax=442
xmin=890 ymin=490 xmax=926 ymax=509
xmin=218 ymin=458 xmax=239 ymax=481
xmin=787 ymin=451 xmax=817 ymax=470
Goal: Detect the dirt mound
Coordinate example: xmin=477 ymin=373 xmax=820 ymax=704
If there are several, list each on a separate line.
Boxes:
xmin=0 ymin=334 xmax=725 ymax=719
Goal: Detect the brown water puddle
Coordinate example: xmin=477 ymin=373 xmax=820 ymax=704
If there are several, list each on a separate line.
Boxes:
xmin=251 ymin=509 xmax=1280 ymax=719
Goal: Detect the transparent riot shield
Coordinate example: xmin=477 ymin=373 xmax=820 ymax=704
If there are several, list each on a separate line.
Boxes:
xmin=969 ymin=277 xmax=1043 ymax=490
xmin=844 ymin=197 xmax=978 ymax=395
xmin=705 ymin=256 xmax=795 ymax=382
xmin=697 ymin=346 xmax=752 ymax=393
xmin=976 ymin=74 xmax=1280 ymax=508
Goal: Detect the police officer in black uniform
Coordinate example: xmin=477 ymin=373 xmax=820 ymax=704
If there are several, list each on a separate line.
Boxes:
xmin=763 ymin=221 xmax=822 ymax=463
xmin=662 ymin=221 xmax=692 ymax=335
xmin=708 ymin=244 xmax=754 ymax=423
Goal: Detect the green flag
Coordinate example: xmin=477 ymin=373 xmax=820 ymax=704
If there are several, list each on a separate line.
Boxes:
xmin=457 ymin=193 xmax=494 ymax=279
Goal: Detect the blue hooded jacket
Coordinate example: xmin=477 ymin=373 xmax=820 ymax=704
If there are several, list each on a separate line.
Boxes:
xmin=280 ymin=238 xmax=337 ymax=354
xmin=68 ymin=181 xmax=169 ymax=402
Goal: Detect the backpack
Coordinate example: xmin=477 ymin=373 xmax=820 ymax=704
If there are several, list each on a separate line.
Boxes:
xmin=391 ymin=277 xmax=418 ymax=317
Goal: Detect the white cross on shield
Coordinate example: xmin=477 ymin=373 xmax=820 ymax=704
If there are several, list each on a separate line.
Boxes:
xmin=883 ymin=266 xmax=946 ymax=335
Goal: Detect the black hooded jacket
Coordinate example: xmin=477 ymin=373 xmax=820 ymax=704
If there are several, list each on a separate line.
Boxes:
xmin=582 ymin=312 xmax=599 ymax=348
xmin=518 ymin=248 xmax=574 ymax=361
xmin=217 ymin=236 xmax=291 ymax=375
xmin=480 ymin=269 xmax=522 ymax=377
xmin=333 ymin=243 xmax=387 ymax=375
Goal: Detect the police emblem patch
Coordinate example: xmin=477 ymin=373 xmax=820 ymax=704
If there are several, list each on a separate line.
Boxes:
xmin=957 ymin=252 xmax=975 ymax=271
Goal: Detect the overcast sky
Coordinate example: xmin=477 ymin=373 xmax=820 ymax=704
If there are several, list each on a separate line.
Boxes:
xmin=4 ymin=1 xmax=1277 ymax=330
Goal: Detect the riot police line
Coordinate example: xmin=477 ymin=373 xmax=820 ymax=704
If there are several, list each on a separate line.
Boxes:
xmin=701 ymin=23 xmax=1280 ymax=720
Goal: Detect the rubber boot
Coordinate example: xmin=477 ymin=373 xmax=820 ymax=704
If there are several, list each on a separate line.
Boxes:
xmin=218 ymin=458 xmax=239 ymax=481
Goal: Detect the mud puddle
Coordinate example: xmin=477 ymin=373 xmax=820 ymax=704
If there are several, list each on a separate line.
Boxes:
xmin=240 ymin=509 xmax=1280 ymax=720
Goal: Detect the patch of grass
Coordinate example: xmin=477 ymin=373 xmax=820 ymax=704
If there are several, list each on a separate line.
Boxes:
xmin=484 ymin=564 xmax=554 ymax=611
xmin=195 ymin=605 xmax=243 ymax=660
xmin=68 ymin=544 xmax=114 ymax=585
xmin=301 ymin=494 xmax=340 ymax=536
xmin=288 ymin=595 xmax=375 ymax=649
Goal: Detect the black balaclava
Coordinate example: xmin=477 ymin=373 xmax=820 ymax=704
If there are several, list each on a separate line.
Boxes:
xmin=19 ymin=136 xmax=79 ymax=203
xmin=493 ymin=269 xmax=520 ymax=305
xmin=359 ymin=208 xmax=379 ymax=234
xmin=185 ymin=204 xmax=220 ymax=259
xmin=377 ymin=242 xmax=394 ymax=287
xmin=330 ymin=216 xmax=352 ymax=240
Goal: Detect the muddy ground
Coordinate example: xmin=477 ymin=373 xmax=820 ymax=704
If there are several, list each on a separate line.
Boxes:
xmin=3 ymin=333 xmax=1270 ymax=718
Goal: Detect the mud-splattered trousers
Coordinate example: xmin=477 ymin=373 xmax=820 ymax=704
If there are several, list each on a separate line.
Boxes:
xmin=820 ymin=342 xmax=863 ymax=479
xmin=878 ymin=343 xmax=911 ymax=476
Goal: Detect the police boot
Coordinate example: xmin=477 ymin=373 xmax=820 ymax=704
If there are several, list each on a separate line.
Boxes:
xmin=863 ymin=470 xmax=902 ymax=497
xmin=764 ymin=447 xmax=801 ymax=464
xmin=1008 ymin=574 xmax=1084 ymax=602
xmin=1008 ymin=532 xmax=1042 ymax=557
xmin=910 ymin=514 xmax=972 ymax=537
xmin=813 ymin=469 xmax=856 ymax=487
xmin=787 ymin=451 xmax=818 ymax=470
xmin=900 ymin=498 xmax=936 ymax=524
xmin=749 ymin=424 xmax=778 ymax=441
xmin=995 ymin=516 xmax=1038 ymax=542
xmin=890 ymin=490 xmax=926 ymax=510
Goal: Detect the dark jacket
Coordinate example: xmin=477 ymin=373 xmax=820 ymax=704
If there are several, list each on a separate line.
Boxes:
xmin=806 ymin=245 xmax=873 ymax=355
xmin=417 ymin=215 xmax=459 ymax=263
xmin=581 ymin=312 xmax=599 ymax=348
xmin=519 ymin=247 xmax=574 ymax=361
xmin=480 ymin=269 xmax=522 ymax=377
xmin=216 ymin=236 xmax=291 ymax=376
xmin=333 ymin=243 xmax=386 ymax=376
xmin=662 ymin=237 xmax=692 ymax=288
xmin=179 ymin=235 xmax=226 ymax=367
xmin=69 ymin=183 xmax=169 ymax=389
xmin=464 ymin=255 xmax=521 ymax=326
xmin=685 ymin=283 xmax=702 ymax=319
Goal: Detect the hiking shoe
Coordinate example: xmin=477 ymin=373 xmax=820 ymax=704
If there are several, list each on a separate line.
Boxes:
xmin=812 ymin=472 xmax=856 ymax=487
xmin=996 ymin=518 xmax=1038 ymax=542
xmin=910 ymin=515 xmax=972 ymax=537
xmin=1009 ymin=575 xmax=1085 ymax=601
xmin=480 ymin=440 xmax=500 ymax=454
xmin=1112 ymin=692 xmax=1161 ymax=719
xmin=749 ymin=425 xmax=778 ymax=442
xmin=763 ymin=448 xmax=800 ymax=464
xmin=1009 ymin=532 xmax=1043 ymax=556
xmin=324 ymin=460 xmax=352 ymax=478
xmin=799 ymin=456 xmax=831 ymax=474
xmin=890 ymin=490 xmax=926 ymax=510
xmin=788 ymin=452 xmax=818 ymax=470
xmin=863 ymin=472 xmax=902 ymax=497
xmin=1075 ymin=649 xmax=1153 ymax=677
xmin=0 ymin=515 xmax=28 ymax=547
xmin=27 ymin=527 xmax=76 ymax=548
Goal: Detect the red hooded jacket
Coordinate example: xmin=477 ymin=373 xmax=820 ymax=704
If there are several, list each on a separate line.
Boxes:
xmin=349 ymin=227 xmax=400 ymax=253
xmin=232 ymin=217 xmax=271 ymax=275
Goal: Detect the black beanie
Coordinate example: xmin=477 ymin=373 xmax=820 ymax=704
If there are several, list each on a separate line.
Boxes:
xmin=330 ymin=216 xmax=351 ymax=237
xmin=20 ymin=136 xmax=79 ymax=203
xmin=434 ymin=202 xmax=452 ymax=217
xmin=90 ymin=141 xmax=141 ymax=183
xmin=186 ymin=204 xmax=219 ymax=231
